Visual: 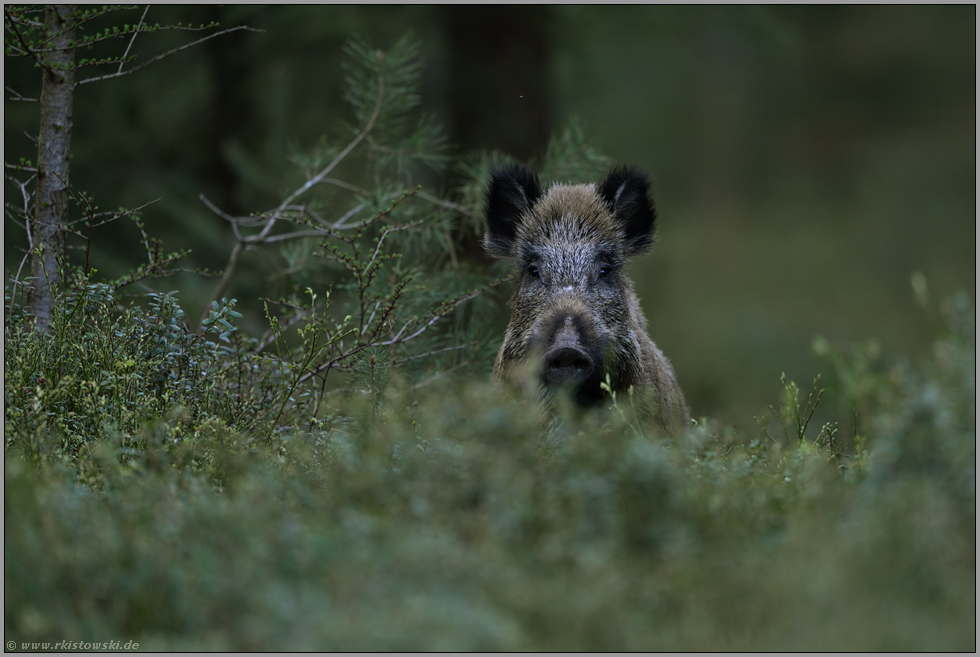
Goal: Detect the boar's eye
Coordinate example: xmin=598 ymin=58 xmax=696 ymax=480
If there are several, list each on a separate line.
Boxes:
xmin=527 ymin=265 xmax=540 ymax=279
xmin=598 ymin=266 xmax=611 ymax=280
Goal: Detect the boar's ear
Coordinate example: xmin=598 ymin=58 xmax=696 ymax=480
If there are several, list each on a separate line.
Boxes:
xmin=600 ymin=166 xmax=657 ymax=256
xmin=484 ymin=164 xmax=542 ymax=258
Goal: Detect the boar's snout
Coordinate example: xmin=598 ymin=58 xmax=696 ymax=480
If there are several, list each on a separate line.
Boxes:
xmin=541 ymin=321 xmax=595 ymax=386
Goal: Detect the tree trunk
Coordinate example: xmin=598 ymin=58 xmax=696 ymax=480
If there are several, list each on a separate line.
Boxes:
xmin=440 ymin=6 xmax=551 ymax=163
xmin=438 ymin=6 xmax=552 ymax=274
xmin=27 ymin=5 xmax=76 ymax=334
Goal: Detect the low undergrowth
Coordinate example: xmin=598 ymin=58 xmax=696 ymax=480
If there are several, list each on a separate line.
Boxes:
xmin=4 ymin=280 xmax=975 ymax=651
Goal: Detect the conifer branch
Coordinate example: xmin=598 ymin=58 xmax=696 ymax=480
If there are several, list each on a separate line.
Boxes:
xmin=273 ymin=62 xmax=387 ymax=219
xmin=200 ymin=59 xmax=388 ymax=329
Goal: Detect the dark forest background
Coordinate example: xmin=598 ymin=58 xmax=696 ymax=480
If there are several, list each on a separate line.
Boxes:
xmin=4 ymin=5 xmax=975 ymax=429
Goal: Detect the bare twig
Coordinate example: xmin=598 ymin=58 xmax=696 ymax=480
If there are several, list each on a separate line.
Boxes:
xmin=63 ymin=198 xmax=160 ymax=230
xmin=409 ymin=359 xmax=473 ymax=391
xmin=199 ymin=58 xmax=387 ymax=330
xmin=318 ymin=177 xmax=369 ymax=195
xmin=260 ymin=230 xmax=331 ymax=244
xmin=384 ymin=281 xmax=501 ymax=347
xmin=68 ymin=5 xmax=131 ymax=32
xmin=202 ymin=241 xmax=245 ymax=320
xmin=393 ymin=342 xmax=475 ymax=366
xmin=252 ymin=311 xmax=307 ymax=354
xmin=5 ymin=86 xmax=38 ymax=102
xmin=415 ymin=190 xmax=481 ymax=219
xmin=117 ymin=5 xmax=150 ymax=74
xmin=272 ymin=62 xmax=387 ymax=221
xmin=296 ymin=339 xmax=377 ymax=385
xmin=75 ymin=25 xmax=262 ymax=86
xmin=8 ymin=248 xmax=34 ymax=316
xmin=199 ymin=194 xmax=244 ymax=239
xmin=5 ymin=175 xmax=35 ymax=316
xmin=321 ymin=202 xmax=367 ymax=229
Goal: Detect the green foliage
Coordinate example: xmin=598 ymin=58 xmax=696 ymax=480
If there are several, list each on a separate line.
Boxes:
xmin=4 ymin=5 xmax=234 ymax=75
xmin=146 ymin=32 xmax=533 ymax=430
xmin=3 ymin=275 xmax=280 ymax=485
xmin=342 ymin=32 xmax=446 ymax=176
xmin=4 ymin=273 xmax=975 ymax=649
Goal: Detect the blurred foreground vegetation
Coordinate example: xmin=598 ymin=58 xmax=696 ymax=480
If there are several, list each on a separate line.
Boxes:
xmin=4 ymin=274 xmax=975 ymax=650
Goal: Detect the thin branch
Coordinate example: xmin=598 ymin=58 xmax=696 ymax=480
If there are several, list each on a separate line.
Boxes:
xmin=384 ymin=292 xmax=477 ymax=346
xmin=4 ymin=7 xmax=53 ymax=74
xmin=328 ymin=202 xmax=368 ymax=229
xmin=296 ymin=339 xmax=377 ymax=385
xmin=5 ymin=86 xmax=38 ymax=102
xmin=8 ymin=248 xmax=33 ymax=316
xmin=117 ymin=4 xmax=150 ymax=74
xmin=383 ymin=278 xmax=503 ymax=347
xmin=68 ymin=5 xmax=134 ymax=32
xmin=409 ymin=359 xmax=473 ymax=391
xmin=63 ymin=198 xmax=160 ymax=230
xmin=45 ymin=21 xmax=223 ymax=55
xmin=200 ymin=194 xmax=243 ymax=240
xmin=4 ymin=162 xmax=39 ymax=173
xmin=5 ymin=174 xmax=35 ymax=316
xmin=415 ymin=190 xmax=481 ymax=219
xmin=393 ymin=342 xmax=474 ymax=366
xmin=75 ymin=25 xmax=262 ymax=86
xmin=201 ymin=241 xmax=245 ymax=325
xmin=197 ymin=61 xmax=384 ymax=330
xmin=363 ymin=226 xmax=394 ymax=280
xmin=270 ymin=64 xmax=387 ymax=222
xmin=3 ymin=9 xmax=44 ymax=32
xmin=51 ymin=171 xmax=161 ymax=238
xmin=251 ymin=309 xmax=308 ymax=354
xmin=318 ymin=176 xmax=369 ymax=195
xmin=361 ymin=299 xmax=383 ymax=336
xmin=256 ymin=230 xmax=327 ymax=244
xmin=8 ymin=174 xmax=34 ymax=220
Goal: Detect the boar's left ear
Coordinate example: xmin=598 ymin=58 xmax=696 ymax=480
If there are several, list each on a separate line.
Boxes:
xmin=600 ymin=166 xmax=657 ymax=256
xmin=484 ymin=164 xmax=542 ymax=258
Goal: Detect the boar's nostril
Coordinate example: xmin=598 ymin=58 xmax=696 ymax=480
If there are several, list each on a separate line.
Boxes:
xmin=543 ymin=347 xmax=594 ymax=385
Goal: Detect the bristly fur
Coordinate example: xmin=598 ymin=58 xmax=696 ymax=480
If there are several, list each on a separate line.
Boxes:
xmin=483 ymin=163 xmax=689 ymax=434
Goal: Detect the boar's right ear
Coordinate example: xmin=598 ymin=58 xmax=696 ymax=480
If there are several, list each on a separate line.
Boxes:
xmin=484 ymin=164 xmax=542 ymax=258
xmin=600 ymin=166 xmax=657 ymax=256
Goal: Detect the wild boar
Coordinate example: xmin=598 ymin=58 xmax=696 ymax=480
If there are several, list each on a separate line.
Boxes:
xmin=484 ymin=164 xmax=689 ymax=433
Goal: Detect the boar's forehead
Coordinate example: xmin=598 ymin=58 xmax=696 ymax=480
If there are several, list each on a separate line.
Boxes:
xmin=515 ymin=185 xmax=625 ymax=264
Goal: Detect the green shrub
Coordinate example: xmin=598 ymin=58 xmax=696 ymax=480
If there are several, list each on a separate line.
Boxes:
xmin=4 ymin=285 xmax=974 ymax=650
xmin=4 ymin=278 xmax=274 ymax=482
